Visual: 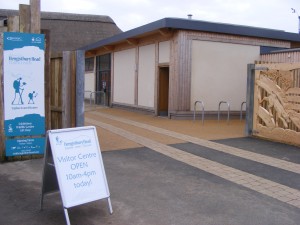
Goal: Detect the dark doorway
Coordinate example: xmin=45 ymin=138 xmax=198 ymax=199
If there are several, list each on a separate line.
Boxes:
xmin=96 ymin=54 xmax=111 ymax=106
xmin=158 ymin=67 xmax=169 ymax=116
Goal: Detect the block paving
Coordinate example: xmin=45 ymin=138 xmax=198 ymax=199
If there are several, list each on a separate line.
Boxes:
xmin=85 ymin=109 xmax=300 ymax=209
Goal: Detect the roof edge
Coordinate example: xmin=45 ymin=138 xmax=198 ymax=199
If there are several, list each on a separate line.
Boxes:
xmin=81 ymin=17 xmax=300 ymax=51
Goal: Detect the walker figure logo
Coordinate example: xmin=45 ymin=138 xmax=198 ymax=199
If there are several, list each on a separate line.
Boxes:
xmin=8 ymin=124 xmax=13 ymax=133
xmin=55 ymin=136 xmax=63 ymax=145
xmin=11 ymin=76 xmax=39 ymax=105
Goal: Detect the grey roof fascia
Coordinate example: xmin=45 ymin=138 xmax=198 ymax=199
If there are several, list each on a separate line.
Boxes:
xmin=266 ymin=48 xmax=300 ymax=54
xmin=80 ymin=17 xmax=300 ymax=51
xmin=165 ymin=18 xmax=300 ymax=42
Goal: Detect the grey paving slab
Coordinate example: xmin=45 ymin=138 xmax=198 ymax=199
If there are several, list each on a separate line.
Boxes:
xmin=171 ymin=142 xmax=300 ymax=190
xmin=214 ymin=137 xmax=300 ymax=164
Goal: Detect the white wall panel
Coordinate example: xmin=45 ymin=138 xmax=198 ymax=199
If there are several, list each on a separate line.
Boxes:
xmin=138 ymin=44 xmax=156 ymax=108
xmin=191 ymin=40 xmax=260 ymax=111
xmin=113 ymin=49 xmax=136 ymax=105
xmin=159 ymin=41 xmax=170 ymax=64
xmin=84 ymin=72 xmax=95 ymax=99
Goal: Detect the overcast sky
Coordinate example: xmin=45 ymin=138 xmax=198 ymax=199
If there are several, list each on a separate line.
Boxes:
xmin=1 ymin=0 xmax=300 ymax=33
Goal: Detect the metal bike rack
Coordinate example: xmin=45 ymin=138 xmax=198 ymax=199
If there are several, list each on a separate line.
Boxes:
xmin=218 ymin=101 xmax=230 ymax=123
xmin=84 ymin=91 xmax=92 ymax=100
xmin=240 ymin=101 xmax=246 ymax=120
xmin=89 ymin=91 xmax=106 ymax=105
xmin=193 ymin=101 xmax=205 ymax=124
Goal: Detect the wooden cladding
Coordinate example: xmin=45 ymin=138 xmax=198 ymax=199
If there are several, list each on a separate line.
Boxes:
xmin=185 ymin=31 xmax=290 ymax=48
xmin=169 ymin=31 xmax=191 ymax=112
xmin=261 ymin=51 xmax=300 ymax=63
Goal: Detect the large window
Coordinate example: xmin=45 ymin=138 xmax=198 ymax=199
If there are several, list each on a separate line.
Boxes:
xmin=95 ymin=54 xmax=111 ymax=105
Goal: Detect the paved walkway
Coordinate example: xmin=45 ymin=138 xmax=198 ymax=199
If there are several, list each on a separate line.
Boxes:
xmin=1 ymin=107 xmax=299 ymax=225
xmin=85 ymin=108 xmax=300 ymax=209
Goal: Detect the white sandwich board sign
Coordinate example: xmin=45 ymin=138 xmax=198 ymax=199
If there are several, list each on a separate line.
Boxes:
xmin=41 ymin=126 xmax=112 ymax=225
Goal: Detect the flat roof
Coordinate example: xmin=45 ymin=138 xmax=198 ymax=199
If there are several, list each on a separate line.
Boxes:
xmin=81 ymin=17 xmax=300 ymax=51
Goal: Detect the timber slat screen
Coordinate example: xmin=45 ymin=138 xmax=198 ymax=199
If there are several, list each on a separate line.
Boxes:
xmin=253 ymin=63 xmax=300 ymax=146
xmin=50 ymin=55 xmax=63 ymax=129
xmin=50 ymin=52 xmax=77 ymax=130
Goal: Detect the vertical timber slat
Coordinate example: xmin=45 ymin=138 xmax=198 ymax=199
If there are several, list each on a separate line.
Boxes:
xmin=8 ymin=16 xmax=20 ymax=32
xmin=76 ymin=50 xmax=85 ymax=127
xmin=70 ymin=51 xmax=76 ymax=127
xmin=154 ymin=42 xmax=159 ymax=116
xmin=43 ymin=30 xmax=51 ymax=131
xmin=19 ymin=4 xmax=31 ymax=33
xmin=134 ymin=47 xmax=139 ymax=106
xmin=62 ymin=52 xmax=71 ymax=128
xmin=50 ymin=54 xmax=63 ymax=130
xmin=30 ymin=0 xmax=41 ymax=33
xmin=110 ymin=54 xmax=114 ymax=106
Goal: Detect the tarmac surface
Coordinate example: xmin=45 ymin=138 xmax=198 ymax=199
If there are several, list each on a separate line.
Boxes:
xmin=0 ymin=106 xmax=300 ymax=225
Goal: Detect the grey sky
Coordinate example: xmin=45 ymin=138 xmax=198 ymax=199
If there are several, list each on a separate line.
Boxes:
xmin=1 ymin=0 xmax=300 ymax=33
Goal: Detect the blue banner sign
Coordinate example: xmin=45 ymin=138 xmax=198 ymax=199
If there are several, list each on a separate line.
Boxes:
xmin=3 ymin=32 xmax=45 ymax=137
xmin=5 ymin=137 xmax=46 ymax=156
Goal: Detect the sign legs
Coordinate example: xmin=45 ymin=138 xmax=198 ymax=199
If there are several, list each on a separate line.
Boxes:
xmin=64 ymin=208 xmax=71 ymax=225
xmin=107 ymin=197 xmax=113 ymax=214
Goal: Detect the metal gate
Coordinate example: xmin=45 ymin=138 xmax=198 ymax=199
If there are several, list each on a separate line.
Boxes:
xmin=251 ymin=63 xmax=300 ymax=146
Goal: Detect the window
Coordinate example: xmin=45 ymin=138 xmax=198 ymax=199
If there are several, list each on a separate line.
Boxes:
xmin=85 ymin=57 xmax=94 ymax=72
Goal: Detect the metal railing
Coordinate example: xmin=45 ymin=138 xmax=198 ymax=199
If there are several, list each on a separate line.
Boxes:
xmin=193 ymin=101 xmax=205 ymax=124
xmin=89 ymin=91 xmax=106 ymax=106
xmin=240 ymin=101 xmax=246 ymax=120
xmin=218 ymin=101 xmax=230 ymax=124
xmin=84 ymin=91 xmax=92 ymax=100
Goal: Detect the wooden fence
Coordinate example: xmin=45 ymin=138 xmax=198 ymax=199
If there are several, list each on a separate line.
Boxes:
xmin=50 ymin=51 xmax=84 ymax=130
xmin=0 ymin=0 xmax=84 ymax=160
xmin=252 ymin=63 xmax=300 ymax=146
